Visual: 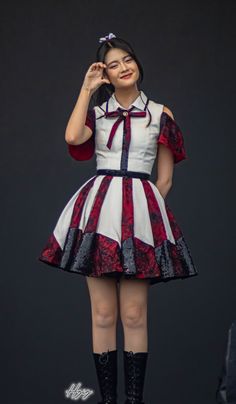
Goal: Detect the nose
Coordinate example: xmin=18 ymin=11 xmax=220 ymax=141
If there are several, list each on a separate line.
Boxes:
xmin=120 ymin=61 xmax=129 ymax=71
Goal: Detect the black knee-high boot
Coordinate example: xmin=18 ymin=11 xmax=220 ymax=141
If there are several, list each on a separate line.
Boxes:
xmin=93 ymin=349 xmax=118 ymax=404
xmin=123 ymin=350 xmax=148 ymax=404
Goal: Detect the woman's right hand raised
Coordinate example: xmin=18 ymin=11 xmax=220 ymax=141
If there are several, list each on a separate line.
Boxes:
xmin=82 ymin=62 xmax=111 ymax=94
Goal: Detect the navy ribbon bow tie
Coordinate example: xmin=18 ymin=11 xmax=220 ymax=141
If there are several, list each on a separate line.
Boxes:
xmin=104 ymin=106 xmax=147 ymax=149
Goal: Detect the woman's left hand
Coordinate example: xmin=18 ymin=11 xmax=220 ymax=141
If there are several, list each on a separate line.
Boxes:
xmin=155 ymin=180 xmax=172 ymax=200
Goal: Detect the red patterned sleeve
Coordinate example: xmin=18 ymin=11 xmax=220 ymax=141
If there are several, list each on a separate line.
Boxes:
xmin=157 ymin=111 xmax=187 ymax=164
xmin=67 ymin=108 xmax=96 ymax=161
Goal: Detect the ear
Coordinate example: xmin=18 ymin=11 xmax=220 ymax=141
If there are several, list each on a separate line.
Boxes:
xmin=103 ymin=70 xmax=111 ymax=84
xmin=103 ymin=69 xmax=109 ymax=78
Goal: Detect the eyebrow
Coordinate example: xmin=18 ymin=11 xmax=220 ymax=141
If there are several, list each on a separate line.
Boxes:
xmin=106 ymin=55 xmax=131 ymax=67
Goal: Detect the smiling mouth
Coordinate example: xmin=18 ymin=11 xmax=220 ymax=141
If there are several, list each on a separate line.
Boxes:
xmin=121 ymin=73 xmax=133 ymax=79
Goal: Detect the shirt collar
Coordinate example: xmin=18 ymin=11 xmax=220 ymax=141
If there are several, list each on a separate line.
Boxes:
xmin=108 ymin=90 xmax=148 ymax=111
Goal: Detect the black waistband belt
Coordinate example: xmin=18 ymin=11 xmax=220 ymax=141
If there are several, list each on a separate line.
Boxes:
xmin=96 ymin=169 xmax=150 ymax=180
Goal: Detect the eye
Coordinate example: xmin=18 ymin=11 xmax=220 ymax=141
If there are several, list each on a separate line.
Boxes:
xmin=108 ymin=56 xmax=133 ymax=69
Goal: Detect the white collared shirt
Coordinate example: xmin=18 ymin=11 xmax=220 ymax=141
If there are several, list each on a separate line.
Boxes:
xmin=93 ymin=90 xmax=164 ymax=175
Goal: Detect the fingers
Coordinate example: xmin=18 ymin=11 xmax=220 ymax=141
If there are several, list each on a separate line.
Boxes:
xmin=101 ymin=78 xmax=110 ymax=84
xmin=89 ymin=62 xmax=107 ymax=71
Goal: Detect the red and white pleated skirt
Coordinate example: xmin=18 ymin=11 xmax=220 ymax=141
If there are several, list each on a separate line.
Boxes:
xmin=38 ymin=173 xmax=198 ymax=285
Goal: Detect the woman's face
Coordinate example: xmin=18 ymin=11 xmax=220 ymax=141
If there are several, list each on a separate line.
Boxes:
xmin=103 ymin=48 xmax=140 ymax=89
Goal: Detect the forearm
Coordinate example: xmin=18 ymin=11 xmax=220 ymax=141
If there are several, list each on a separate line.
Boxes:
xmin=65 ymin=85 xmax=94 ymax=144
xmin=155 ymin=179 xmax=172 ymax=200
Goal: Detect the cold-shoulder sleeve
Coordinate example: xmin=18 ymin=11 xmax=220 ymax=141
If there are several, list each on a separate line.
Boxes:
xmin=67 ymin=108 xmax=96 ymax=161
xmin=157 ymin=111 xmax=187 ymax=163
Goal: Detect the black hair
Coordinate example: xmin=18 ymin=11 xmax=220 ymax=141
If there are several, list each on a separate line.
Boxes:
xmin=90 ymin=35 xmax=151 ymax=126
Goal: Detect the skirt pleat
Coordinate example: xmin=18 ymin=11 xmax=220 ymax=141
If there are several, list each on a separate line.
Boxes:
xmin=38 ymin=175 xmax=198 ymax=285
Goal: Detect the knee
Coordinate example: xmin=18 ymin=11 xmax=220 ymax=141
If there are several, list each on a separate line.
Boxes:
xmin=121 ymin=304 xmax=147 ymax=329
xmin=93 ymin=305 xmax=117 ymax=328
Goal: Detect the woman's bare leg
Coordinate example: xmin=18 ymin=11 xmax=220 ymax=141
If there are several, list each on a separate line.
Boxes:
xmin=86 ymin=276 xmax=119 ymax=353
xmin=119 ymin=277 xmax=150 ymax=352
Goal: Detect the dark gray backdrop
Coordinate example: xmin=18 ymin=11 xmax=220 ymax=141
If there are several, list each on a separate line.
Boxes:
xmin=1 ymin=0 xmax=235 ymax=403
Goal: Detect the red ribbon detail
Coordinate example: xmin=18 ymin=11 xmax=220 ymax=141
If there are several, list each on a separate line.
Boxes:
xmin=105 ymin=107 xmax=146 ymax=149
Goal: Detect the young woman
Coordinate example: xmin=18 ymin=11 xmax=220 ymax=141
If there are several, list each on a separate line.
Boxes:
xmin=38 ymin=32 xmax=198 ymax=404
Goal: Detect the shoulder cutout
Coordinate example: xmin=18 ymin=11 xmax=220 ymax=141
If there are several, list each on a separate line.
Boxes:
xmin=163 ymin=106 xmax=175 ymax=120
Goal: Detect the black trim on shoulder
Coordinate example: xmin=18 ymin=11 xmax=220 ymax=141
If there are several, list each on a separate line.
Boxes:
xmin=144 ymin=98 xmax=149 ymax=111
xmin=96 ymin=105 xmax=106 ymax=120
